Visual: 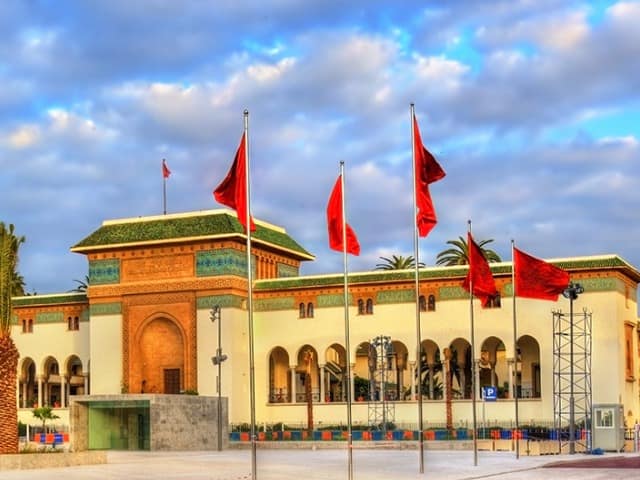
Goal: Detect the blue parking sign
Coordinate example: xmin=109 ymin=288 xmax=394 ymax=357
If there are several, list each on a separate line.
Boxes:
xmin=482 ymin=386 xmax=497 ymax=401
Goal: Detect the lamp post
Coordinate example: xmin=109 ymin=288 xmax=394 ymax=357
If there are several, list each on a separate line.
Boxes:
xmin=210 ymin=305 xmax=227 ymax=451
xmin=562 ymin=282 xmax=584 ymax=454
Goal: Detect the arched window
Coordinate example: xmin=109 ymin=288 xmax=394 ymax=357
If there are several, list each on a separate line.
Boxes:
xmin=27 ymin=319 xmax=33 ymax=333
xmin=73 ymin=317 xmax=80 ymax=330
xmin=366 ymin=298 xmax=374 ymax=315
xmin=428 ymin=295 xmax=436 ymax=311
xmin=357 ymin=299 xmax=365 ymax=315
xmin=21 ymin=319 xmax=27 ymax=333
xmin=306 ymin=303 xmax=314 ymax=318
xmin=419 ymin=295 xmax=427 ymax=312
xmin=67 ymin=316 xmax=73 ymax=330
xmin=299 ymin=303 xmax=306 ymax=318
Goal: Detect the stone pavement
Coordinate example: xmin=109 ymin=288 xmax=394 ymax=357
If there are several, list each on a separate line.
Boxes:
xmin=0 ymin=449 xmax=638 ymax=480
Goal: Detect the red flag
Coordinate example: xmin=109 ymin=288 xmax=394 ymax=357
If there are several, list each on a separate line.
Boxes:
xmin=462 ymin=232 xmax=498 ymax=307
xmin=213 ymin=132 xmax=256 ymax=232
xmin=326 ymin=175 xmax=360 ymax=255
xmin=414 ymin=114 xmax=445 ymax=237
xmin=162 ymin=159 xmax=171 ymax=179
xmin=513 ymin=247 xmax=570 ymax=301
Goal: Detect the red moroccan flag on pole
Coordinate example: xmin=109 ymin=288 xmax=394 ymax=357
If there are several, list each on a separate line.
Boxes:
xmin=327 ymin=174 xmax=360 ymax=256
xmin=462 ymin=232 xmax=498 ymax=307
xmin=213 ymin=132 xmax=256 ymax=232
xmin=162 ymin=159 xmax=171 ymax=178
xmin=413 ymin=113 xmax=445 ymax=237
xmin=513 ymin=247 xmax=570 ymax=301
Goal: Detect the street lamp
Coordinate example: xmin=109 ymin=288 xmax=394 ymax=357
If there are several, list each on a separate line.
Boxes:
xmin=210 ymin=305 xmax=228 ymax=451
xmin=562 ymin=282 xmax=584 ymax=454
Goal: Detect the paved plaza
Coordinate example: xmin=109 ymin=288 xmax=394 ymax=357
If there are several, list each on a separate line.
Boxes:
xmin=0 ymin=449 xmax=638 ymax=480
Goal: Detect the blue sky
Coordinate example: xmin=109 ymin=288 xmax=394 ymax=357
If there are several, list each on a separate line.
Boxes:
xmin=1 ymin=0 xmax=639 ymax=294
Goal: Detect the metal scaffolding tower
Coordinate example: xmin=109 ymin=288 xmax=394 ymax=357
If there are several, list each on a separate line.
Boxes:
xmin=367 ymin=335 xmax=395 ymax=432
xmin=553 ymin=296 xmax=592 ymax=454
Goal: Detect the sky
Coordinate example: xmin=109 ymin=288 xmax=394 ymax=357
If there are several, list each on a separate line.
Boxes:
xmin=1 ymin=0 xmax=639 ymax=295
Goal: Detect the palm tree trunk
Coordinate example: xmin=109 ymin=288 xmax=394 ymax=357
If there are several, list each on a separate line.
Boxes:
xmin=0 ymin=334 xmax=19 ymax=453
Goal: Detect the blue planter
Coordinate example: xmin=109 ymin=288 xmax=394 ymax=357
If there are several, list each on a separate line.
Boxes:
xmin=290 ymin=430 xmax=302 ymax=441
xmin=371 ymin=430 xmax=383 ymax=441
xmin=230 ymin=432 xmax=241 ymax=441
xmin=351 ymin=430 xmax=363 ymax=441
xmin=434 ymin=430 xmax=448 ymax=440
xmin=313 ymin=430 xmax=322 ymax=441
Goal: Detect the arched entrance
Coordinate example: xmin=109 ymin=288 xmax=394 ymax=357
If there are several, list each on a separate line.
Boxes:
xmin=135 ymin=316 xmax=185 ymax=394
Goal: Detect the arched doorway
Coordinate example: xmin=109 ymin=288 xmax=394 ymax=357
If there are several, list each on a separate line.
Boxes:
xmin=268 ymin=346 xmax=290 ymax=403
xmin=517 ymin=335 xmax=541 ymax=398
xmin=136 ymin=317 xmax=185 ymax=394
xmin=324 ymin=343 xmax=347 ymax=402
xmin=421 ymin=340 xmax=443 ymax=400
xmin=479 ymin=336 xmax=507 ymax=396
xmin=18 ymin=357 xmax=37 ymax=408
xmin=65 ymin=355 xmax=86 ymax=397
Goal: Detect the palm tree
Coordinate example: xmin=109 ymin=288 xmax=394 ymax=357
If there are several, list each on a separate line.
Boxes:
xmin=32 ymin=406 xmax=60 ymax=434
xmin=375 ymin=255 xmax=425 ymax=270
xmin=69 ymin=275 xmax=90 ymax=293
xmin=435 ymin=236 xmax=502 ymax=266
xmin=0 ymin=222 xmax=25 ymax=453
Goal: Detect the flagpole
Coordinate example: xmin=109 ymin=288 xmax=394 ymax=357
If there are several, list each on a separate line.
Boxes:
xmin=339 ymin=161 xmax=354 ymax=480
xmin=162 ymin=159 xmax=168 ymax=215
xmin=511 ymin=240 xmax=520 ymax=459
xmin=410 ymin=103 xmax=425 ymax=473
xmin=244 ymin=109 xmax=257 ymax=480
xmin=468 ymin=220 xmax=478 ymax=467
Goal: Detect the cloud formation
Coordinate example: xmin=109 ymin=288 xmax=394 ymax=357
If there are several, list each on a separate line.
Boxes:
xmin=1 ymin=0 xmax=638 ymax=295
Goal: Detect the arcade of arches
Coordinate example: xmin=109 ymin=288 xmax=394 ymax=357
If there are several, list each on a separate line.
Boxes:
xmin=17 ymin=355 xmax=88 ymax=409
xmin=267 ymin=335 xmax=541 ymax=404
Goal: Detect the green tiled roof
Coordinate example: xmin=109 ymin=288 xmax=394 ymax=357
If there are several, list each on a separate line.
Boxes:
xmin=12 ymin=293 xmax=88 ymax=307
xmin=256 ymin=255 xmax=640 ymax=290
xmin=71 ymin=210 xmax=314 ymax=260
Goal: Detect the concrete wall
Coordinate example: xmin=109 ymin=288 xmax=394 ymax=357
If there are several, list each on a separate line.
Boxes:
xmin=69 ymin=394 xmax=228 ymax=452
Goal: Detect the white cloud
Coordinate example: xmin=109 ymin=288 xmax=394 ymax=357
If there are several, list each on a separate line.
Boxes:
xmin=5 ymin=125 xmax=40 ymax=149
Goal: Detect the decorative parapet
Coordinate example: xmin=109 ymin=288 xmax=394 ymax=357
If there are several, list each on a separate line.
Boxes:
xmin=277 ymin=262 xmax=299 ymax=278
xmin=89 ymin=259 xmax=120 ymax=285
xmin=90 ymin=302 xmax=122 ymax=316
xmin=196 ymin=249 xmax=256 ymax=277
xmin=196 ymin=295 xmax=245 ymax=310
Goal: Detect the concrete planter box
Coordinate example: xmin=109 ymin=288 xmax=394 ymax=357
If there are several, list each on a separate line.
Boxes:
xmin=0 ymin=451 xmax=107 ymax=471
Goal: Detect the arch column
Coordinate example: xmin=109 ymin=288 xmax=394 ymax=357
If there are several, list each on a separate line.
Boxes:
xmin=289 ymin=366 xmax=297 ymax=403
xmin=427 ymin=363 xmax=435 ymax=399
xmin=350 ymin=363 xmax=356 ymax=403
xmin=319 ymin=364 xmax=326 ymax=402
xmin=61 ymin=375 xmax=68 ymax=408
xmin=83 ymin=373 xmax=89 ymax=395
xmin=408 ymin=361 xmax=416 ymax=399
xmin=507 ymin=358 xmax=515 ymax=399
xmin=37 ymin=375 xmax=44 ymax=407
xmin=456 ymin=348 xmax=467 ymax=399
